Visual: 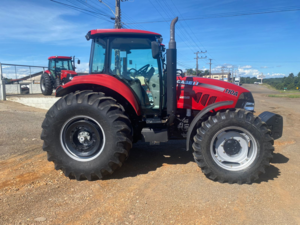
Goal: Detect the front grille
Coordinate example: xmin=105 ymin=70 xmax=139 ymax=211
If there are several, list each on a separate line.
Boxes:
xmin=207 ymin=96 xmax=217 ymax=105
xmin=201 ymin=94 xmax=209 ymax=106
xmin=194 ymin=92 xmax=202 ymax=103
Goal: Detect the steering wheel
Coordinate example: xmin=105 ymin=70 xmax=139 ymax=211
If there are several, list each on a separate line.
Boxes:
xmin=127 ymin=68 xmax=138 ymax=77
xmin=137 ymin=64 xmax=150 ymax=75
xmin=176 ymin=69 xmax=184 ymax=78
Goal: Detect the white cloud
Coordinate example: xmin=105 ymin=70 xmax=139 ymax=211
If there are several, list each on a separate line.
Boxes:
xmin=241 ymin=65 xmax=252 ymax=69
xmin=260 ymin=66 xmax=268 ymax=69
xmin=76 ymin=62 xmax=89 ymax=73
xmin=0 ymin=1 xmax=105 ymax=45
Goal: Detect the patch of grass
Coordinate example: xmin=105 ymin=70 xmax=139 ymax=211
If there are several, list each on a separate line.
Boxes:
xmin=278 ymin=90 xmax=300 ymax=94
xmin=268 ymin=94 xmax=300 ymax=98
xmin=263 ymin=83 xmax=277 ymax=90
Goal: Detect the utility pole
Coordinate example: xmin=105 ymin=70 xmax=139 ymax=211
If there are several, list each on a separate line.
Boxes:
xmin=194 ymin=51 xmax=207 ymax=76
xmin=115 ymin=0 xmax=121 ymax=28
xmin=99 ymin=0 xmax=127 ymax=29
xmin=99 ymin=0 xmax=127 ymax=74
xmin=207 ymin=59 xmax=212 ymax=78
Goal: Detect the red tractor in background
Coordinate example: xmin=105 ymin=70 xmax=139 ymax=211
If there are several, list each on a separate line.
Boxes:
xmin=41 ymin=18 xmax=283 ymax=184
xmin=40 ymin=56 xmax=80 ymax=95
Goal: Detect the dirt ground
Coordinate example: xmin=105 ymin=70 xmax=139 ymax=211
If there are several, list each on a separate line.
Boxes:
xmin=0 ymin=84 xmax=299 ymax=225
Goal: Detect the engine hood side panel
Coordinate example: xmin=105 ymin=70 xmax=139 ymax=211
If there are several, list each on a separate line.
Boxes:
xmin=176 ymin=76 xmax=250 ymax=111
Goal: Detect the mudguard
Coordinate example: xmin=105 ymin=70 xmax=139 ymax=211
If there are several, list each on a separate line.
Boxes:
xmin=186 ymin=101 xmax=234 ymax=151
xmin=56 ymin=74 xmax=141 ymax=115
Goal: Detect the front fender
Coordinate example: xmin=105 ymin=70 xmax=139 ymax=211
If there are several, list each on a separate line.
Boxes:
xmin=186 ymin=101 xmax=234 ymax=151
xmin=56 ymin=74 xmax=141 ymax=115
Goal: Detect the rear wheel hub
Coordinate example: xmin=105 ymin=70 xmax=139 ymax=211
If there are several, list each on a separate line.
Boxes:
xmin=60 ymin=116 xmax=105 ymax=161
xmin=223 ymin=139 xmax=241 ymax=156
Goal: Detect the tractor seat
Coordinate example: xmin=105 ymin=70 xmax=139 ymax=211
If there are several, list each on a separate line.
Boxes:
xmin=128 ymin=78 xmax=150 ymax=107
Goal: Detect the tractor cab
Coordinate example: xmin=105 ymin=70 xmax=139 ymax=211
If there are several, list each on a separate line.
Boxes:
xmin=86 ymin=30 xmax=165 ymax=116
xmin=48 ymin=56 xmax=75 ymax=79
xmin=41 ymin=56 xmax=80 ymax=95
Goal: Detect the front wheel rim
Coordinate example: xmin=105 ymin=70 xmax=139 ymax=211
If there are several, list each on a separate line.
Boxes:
xmin=60 ymin=116 xmax=106 ymax=162
xmin=210 ymin=126 xmax=258 ymax=171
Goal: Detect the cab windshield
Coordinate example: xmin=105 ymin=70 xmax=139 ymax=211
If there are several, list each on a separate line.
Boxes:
xmin=49 ymin=59 xmax=73 ymax=71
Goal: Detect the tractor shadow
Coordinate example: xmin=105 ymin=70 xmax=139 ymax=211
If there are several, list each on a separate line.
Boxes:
xmin=108 ymin=140 xmax=194 ymax=179
xmin=254 ymin=153 xmax=289 ymax=184
xmin=107 ymin=141 xmax=289 ymax=183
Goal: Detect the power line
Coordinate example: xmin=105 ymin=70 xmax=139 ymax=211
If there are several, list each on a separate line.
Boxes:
xmin=50 ymin=0 xmax=114 ymax=23
xmin=166 ymin=0 xmax=222 ymax=69
xmin=126 ymin=7 xmax=300 ymax=24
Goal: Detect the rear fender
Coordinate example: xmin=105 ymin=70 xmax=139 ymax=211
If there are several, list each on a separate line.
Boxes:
xmin=186 ymin=101 xmax=234 ymax=151
xmin=56 ymin=74 xmax=141 ymax=116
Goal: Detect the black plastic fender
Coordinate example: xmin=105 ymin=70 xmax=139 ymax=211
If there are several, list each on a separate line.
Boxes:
xmin=186 ymin=101 xmax=234 ymax=151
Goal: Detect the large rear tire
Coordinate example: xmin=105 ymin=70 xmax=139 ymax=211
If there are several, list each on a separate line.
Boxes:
xmin=41 ymin=91 xmax=132 ymax=180
xmin=192 ymin=109 xmax=274 ymax=184
xmin=40 ymin=73 xmax=53 ymax=95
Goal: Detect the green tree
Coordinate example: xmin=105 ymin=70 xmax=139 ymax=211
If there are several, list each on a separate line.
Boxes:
xmin=187 ymin=69 xmax=195 ymax=75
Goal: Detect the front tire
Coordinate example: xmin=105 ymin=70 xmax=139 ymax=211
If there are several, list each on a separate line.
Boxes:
xmin=41 ymin=91 xmax=132 ymax=180
xmin=192 ymin=109 xmax=274 ymax=184
xmin=40 ymin=73 xmax=53 ymax=95
xmin=55 ymin=77 xmax=62 ymax=88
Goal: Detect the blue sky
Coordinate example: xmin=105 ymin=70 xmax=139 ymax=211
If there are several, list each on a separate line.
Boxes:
xmin=0 ymin=0 xmax=299 ymax=78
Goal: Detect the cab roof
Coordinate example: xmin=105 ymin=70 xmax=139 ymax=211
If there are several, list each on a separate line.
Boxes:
xmin=48 ymin=56 xmax=72 ymax=60
xmin=86 ymin=29 xmax=161 ymax=40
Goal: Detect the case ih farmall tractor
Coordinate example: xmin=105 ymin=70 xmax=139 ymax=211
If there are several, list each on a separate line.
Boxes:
xmin=41 ymin=18 xmax=283 ymax=184
xmin=40 ymin=56 xmax=80 ymax=95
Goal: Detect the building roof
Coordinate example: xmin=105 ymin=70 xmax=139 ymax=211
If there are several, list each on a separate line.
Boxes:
xmin=48 ymin=56 xmax=72 ymax=60
xmin=86 ymin=29 xmax=161 ymax=40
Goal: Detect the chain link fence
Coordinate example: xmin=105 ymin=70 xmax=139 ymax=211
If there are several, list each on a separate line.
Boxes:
xmin=0 ymin=63 xmax=47 ymax=100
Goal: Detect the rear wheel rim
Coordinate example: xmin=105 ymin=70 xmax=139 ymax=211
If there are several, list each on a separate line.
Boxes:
xmin=41 ymin=78 xmax=46 ymax=91
xmin=210 ymin=126 xmax=258 ymax=171
xmin=60 ymin=116 xmax=106 ymax=162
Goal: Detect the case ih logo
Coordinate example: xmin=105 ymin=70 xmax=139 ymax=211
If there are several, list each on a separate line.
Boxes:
xmin=177 ymin=80 xmax=199 ymax=86
xmin=224 ymin=88 xmax=238 ymax=96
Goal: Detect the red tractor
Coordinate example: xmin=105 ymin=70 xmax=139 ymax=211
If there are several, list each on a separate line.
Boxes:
xmin=40 ymin=56 xmax=80 ymax=95
xmin=41 ymin=18 xmax=283 ymax=184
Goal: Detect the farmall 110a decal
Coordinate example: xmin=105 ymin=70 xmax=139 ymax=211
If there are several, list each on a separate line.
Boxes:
xmin=224 ymin=88 xmax=238 ymax=97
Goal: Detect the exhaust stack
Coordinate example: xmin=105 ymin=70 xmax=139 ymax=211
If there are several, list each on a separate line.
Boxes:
xmin=167 ymin=17 xmax=178 ymax=124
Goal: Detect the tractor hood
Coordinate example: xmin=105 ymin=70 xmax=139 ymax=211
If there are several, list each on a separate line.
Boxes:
xmin=176 ymin=76 xmax=254 ymax=111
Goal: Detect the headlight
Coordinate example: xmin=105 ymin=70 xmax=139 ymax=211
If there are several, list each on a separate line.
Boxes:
xmin=244 ymin=102 xmax=255 ymax=111
xmin=236 ymin=92 xmax=255 ymax=111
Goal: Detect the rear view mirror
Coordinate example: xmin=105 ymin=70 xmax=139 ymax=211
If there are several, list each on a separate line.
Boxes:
xmin=151 ymin=41 xmax=160 ymax=59
xmin=77 ymin=59 xmax=80 ymax=64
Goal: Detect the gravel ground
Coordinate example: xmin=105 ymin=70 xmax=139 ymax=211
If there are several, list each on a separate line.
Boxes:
xmin=0 ymin=84 xmax=299 ymax=224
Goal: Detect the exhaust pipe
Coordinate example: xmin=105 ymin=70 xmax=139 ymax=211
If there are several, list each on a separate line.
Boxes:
xmin=167 ymin=17 xmax=178 ymax=125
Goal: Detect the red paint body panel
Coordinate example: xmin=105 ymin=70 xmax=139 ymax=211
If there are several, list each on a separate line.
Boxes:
xmin=61 ymin=70 xmax=77 ymax=80
xmin=90 ymin=29 xmax=161 ymax=37
xmin=59 ymin=74 xmax=141 ymax=115
xmin=48 ymin=56 xmax=72 ymax=60
xmin=176 ymin=76 xmax=250 ymax=111
xmin=44 ymin=70 xmax=50 ymax=75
